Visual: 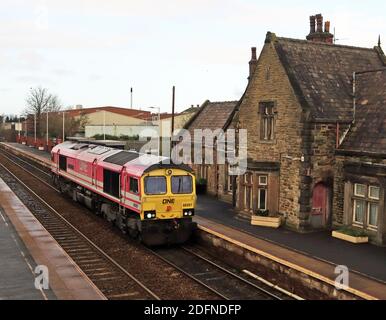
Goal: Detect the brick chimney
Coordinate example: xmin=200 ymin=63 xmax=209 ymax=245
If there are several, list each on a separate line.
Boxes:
xmin=249 ymin=47 xmax=258 ymax=79
xmin=306 ymin=14 xmax=334 ymax=44
xmin=316 ymin=14 xmax=323 ymax=32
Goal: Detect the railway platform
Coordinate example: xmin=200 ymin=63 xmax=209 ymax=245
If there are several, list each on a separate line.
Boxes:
xmin=1 ymin=142 xmax=51 ymax=167
xmin=195 ymin=196 xmax=386 ymax=300
xmin=2 ymin=141 xmax=386 ymax=300
xmin=0 ymin=176 xmax=105 ymax=300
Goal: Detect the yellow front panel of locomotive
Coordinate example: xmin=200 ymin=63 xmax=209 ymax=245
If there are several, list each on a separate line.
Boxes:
xmin=140 ymin=168 xmax=196 ymax=220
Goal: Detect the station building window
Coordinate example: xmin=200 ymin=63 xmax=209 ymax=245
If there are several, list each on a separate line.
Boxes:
xmin=199 ymin=165 xmax=208 ymax=180
xmin=257 ymin=175 xmax=268 ymax=211
xmin=259 ymin=102 xmax=275 ymax=141
xmin=352 ymin=183 xmax=380 ymax=230
xmin=225 ymin=164 xmax=233 ymax=194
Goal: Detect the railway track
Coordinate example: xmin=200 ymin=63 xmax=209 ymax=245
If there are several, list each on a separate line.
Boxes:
xmin=0 ymin=149 xmax=222 ymax=300
xmin=0 ymin=147 xmax=300 ymax=300
xmin=0 ymin=155 xmax=160 ymax=300
xmin=149 ymin=245 xmax=295 ymax=300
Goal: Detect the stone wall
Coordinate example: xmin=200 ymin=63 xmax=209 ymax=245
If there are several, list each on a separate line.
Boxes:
xmin=235 ymin=40 xmax=305 ymax=227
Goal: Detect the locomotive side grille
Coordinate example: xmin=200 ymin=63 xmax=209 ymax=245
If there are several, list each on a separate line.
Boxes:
xmin=103 ymin=151 xmax=140 ymax=166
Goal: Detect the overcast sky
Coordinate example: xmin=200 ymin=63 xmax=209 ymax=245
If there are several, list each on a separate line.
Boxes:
xmin=1 ymin=0 xmax=385 ymax=115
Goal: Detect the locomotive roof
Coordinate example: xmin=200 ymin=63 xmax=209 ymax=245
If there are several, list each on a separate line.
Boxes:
xmin=52 ymin=142 xmax=193 ymax=176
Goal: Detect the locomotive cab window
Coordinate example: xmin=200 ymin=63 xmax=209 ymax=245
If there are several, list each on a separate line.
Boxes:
xmin=59 ymin=155 xmax=67 ymax=171
xmin=171 ymin=176 xmax=193 ymax=194
xmin=144 ymin=176 xmax=166 ymax=195
xmin=129 ymin=177 xmax=139 ymax=194
xmin=103 ymin=169 xmax=120 ymax=198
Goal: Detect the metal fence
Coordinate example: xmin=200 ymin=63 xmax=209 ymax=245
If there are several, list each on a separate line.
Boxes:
xmin=17 ymin=135 xmax=62 ymax=152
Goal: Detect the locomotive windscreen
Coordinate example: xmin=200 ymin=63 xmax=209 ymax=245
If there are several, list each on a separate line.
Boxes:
xmin=103 ymin=151 xmax=140 ymax=166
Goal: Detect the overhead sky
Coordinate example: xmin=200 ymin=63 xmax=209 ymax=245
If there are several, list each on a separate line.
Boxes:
xmin=1 ymin=0 xmax=385 ymax=115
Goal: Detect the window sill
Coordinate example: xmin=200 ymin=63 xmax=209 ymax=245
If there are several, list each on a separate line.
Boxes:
xmin=259 ymin=139 xmax=277 ymax=145
xmin=352 ymin=222 xmax=364 ymax=228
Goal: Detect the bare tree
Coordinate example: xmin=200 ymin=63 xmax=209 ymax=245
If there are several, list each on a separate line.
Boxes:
xmin=47 ymin=94 xmax=62 ymax=112
xmin=25 ymin=87 xmax=52 ymax=115
xmin=24 ymin=87 xmax=62 ymax=138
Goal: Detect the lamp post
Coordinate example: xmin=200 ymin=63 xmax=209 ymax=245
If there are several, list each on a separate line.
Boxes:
xmin=46 ymin=106 xmax=49 ymax=149
xmin=62 ymin=110 xmax=65 ymax=142
xmin=34 ymin=113 xmax=37 ymax=145
xmin=18 ymin=115 xmax=21 ymax=142
xmin=149 ymin=106 xmax=161 ymax=156
xmin=103 ymin=110 xmax=106 ymax=140
xmin=24 ymin=113 xmax=27 ymax=138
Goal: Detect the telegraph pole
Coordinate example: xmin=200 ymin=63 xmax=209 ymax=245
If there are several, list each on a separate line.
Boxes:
xmin=171 ymin=86 xmax=175 ymax=137
xmin=130 ymin=87 xmax=133 ymax=109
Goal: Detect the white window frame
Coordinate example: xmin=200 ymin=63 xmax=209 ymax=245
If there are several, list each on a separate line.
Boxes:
xmin=249 ymin=187 xmax=253 ymax=211
xmin=354 ymin=184 xmax=366 ymax=197
xmin=259 ymin=175 xmax=268 ymax=186
xmin=227 ymin=174 xmax=232 ymax=193
xmin=367 ymin=202 xmax=379 ymax=230
xmin=353 ymin=199 xmax=365 ymax=225
xmin=368 ymin=186 xmax=380 ymax=200
xmin=244 ymin=185 xmax=249 ymax=211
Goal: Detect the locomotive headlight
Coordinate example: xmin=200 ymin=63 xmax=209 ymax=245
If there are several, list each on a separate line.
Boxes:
xmin=183 ymin=209 xmax=194 ymax=217
xmin=144 ymin=211 xmax=156 ymax=219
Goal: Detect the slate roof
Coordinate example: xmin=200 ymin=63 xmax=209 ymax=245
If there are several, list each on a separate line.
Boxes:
xmin=338 ymin=69 xmax=386 ymax=156
xmin=272 ymin=35 xmax=386 ymax=122
xmin=184 ymin=100 xmax=238 ymax=138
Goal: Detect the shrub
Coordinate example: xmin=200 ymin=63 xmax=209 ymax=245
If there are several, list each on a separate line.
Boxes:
xmin=337 ymin=227 xmax=367 ymax=237
xmin=254 ymin=210 xmax=269 ymax=217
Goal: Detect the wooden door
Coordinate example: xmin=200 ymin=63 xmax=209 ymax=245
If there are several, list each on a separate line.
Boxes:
xmin=311 ymin=183 xmax=330 ymax=228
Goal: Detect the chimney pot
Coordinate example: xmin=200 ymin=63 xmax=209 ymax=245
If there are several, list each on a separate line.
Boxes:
xmin=249 ymin=47 xmax=258 ymax=79
xmin=251 ymin=47 xmax=257 ymax=60
xmin=309 ymin=15 xmax=316 ymax=33
xmin=307 ymin=14 xmax=333 ymax=44
xmin=316 ymin=14 xmax=323 ymax=33
xmin=324 ymin=21 xmax=330 ymax=33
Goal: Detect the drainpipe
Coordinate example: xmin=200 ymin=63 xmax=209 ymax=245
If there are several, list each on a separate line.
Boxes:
xmin=335 ymin=122 xmax=340 ymax=149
